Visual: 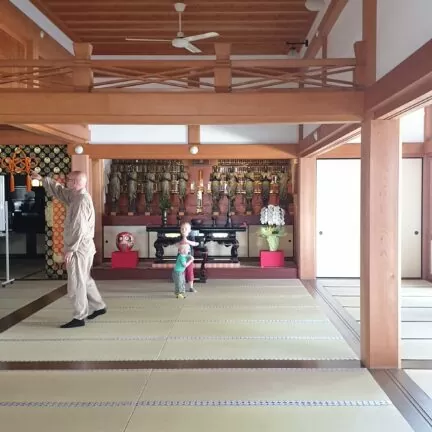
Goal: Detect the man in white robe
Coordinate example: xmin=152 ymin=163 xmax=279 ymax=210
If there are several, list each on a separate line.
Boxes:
xmin=32 ymin=170 xmax=106 ymax=328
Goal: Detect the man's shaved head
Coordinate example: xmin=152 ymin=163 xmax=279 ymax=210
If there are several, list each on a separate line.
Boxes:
xmin=67 ymin=171 xmax=88 ymax=191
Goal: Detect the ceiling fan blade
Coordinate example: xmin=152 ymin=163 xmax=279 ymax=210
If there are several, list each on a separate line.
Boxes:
xmin=125 ymin=37 xmax=171 ymax=42
xmin=183 ymin=32 xmax=219 ymax=42
xmin=185 ymin=43 xmax=202 ymax=53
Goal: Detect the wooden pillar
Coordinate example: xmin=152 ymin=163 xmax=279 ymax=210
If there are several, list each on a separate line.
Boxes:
xmin=360 ymin=118 xmax=401 ymax=369
xmin=362 ymin=0 xmax=377 ymax=86
xmin=321 ymin=36 xmax=328 ymax=85
xmin=214 ymin=42 xmax=231 ymax=93
xmin=72 ymin=42 xmax=93 ymax=91
xmin=187 ymin=75 xmax=201 ymax=151
xmin=423 ymin=105 xmax=432 ymax=280
xmin=91 ymin=159 xmax=104 ymax=265
xmin=188 ymin=125 xmax=200 ymax=145
xmin=71 ymin=154 xmax=91 ymax=191
xmin=25 ymin=38 xmax=39 ymax=89
xmin=296 ymin=157 xmax=316 ymax=279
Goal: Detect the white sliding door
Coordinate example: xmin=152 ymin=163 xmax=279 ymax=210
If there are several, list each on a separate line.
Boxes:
xmin=316 ymin=158 xmax=423 ymax=278
xmin=401 ymin=158 xmax=422 ymax=278
xmin=316 ymin=159 xmax=361 ymax=278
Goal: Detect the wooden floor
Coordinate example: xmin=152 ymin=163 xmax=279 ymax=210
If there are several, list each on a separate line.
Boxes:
xmin=0 ymin=278 xmax=431 ymax=431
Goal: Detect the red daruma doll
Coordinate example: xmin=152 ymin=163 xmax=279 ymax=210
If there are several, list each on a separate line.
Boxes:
xmin=116 ymin=232 xmax=135 ymax=252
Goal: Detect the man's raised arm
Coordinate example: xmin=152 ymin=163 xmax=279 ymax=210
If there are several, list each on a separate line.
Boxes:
xmin=31 ymin=171 xmax=73 ymax=205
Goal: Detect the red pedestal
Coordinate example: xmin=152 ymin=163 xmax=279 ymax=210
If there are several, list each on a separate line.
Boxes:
xmin=260 ymin=250 xmax=285 ymax=268
xmin=111 ymin=251 xmax=139 ymax=268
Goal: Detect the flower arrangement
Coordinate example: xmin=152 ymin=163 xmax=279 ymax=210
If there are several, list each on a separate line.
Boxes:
xmin=259 ymin=205 xmax=286 ymax=251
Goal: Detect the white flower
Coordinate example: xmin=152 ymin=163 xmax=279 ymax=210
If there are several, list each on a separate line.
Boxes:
xmin=260 ymin=205 xmax=285 ymax=227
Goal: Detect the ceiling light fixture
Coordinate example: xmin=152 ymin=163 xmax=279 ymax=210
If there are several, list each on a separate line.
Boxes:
xmin=287 ymin=47 xmax=300 ymax=58
xmin=189 ymin=145 xmax=199 ymax=155
xmin=74 ymin=145 xmax=84 ymax=154
xmin=305 ymin=0 xmax=326 ymax=11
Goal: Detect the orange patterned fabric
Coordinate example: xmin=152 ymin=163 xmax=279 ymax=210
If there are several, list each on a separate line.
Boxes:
xmin=52 ymin=175 xmax=66 ymax=262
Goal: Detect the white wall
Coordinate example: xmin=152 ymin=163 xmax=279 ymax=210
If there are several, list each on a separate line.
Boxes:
xmin=377 ymin=0 xmax=432 ymax=79
xmin=400 ymin=108 xmax=425 ymax=142
xmin=347 ymin=107 xmax=425 ymax=144
xmin=327 ymin=0 xmax=362 ymax=85
xmin=89 ymin=125 xmax=188 ymax=144
xmin=328 ymin=0 xmax=362 ymax=58
xmin=325 ymin=0 xmax=432 ymax=80
xmin=91 ymin=124 xmax=298 ymax=145
xmin=200 ymin=124 xmax=298 ymax=144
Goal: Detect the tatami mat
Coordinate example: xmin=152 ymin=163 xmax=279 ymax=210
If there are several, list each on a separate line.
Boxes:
xmin=0 ymin=369 xmax=413 ymax=432
xmin=345 ymin=307 xmax=432 ymax=322
xmin=405 ymin=370 xmax=432 ymax=399
xmin=0 ymin=279 xmax=358 ymax=361
xmin=319 ymin=279 xmax=432 ymax=360
xmin=336 ymin=296 xmax=432 ymax=308
xmin=0 ymin=281 xmax=64 ymax=319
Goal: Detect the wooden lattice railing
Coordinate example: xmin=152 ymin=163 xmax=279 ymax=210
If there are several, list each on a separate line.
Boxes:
xmin=0 ymin=58 xmax=358 ymax=92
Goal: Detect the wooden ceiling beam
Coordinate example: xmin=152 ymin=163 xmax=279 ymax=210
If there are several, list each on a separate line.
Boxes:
xmin=45 ymin=0 xmax=311 ymax=7
xmin=365 ymin=39 xmax=432 ymax=119
xmin=27 ymin=0 xmax=316 ymax=56
xmin=298 ymin=123 xmax=361 ymax=157
xmin=86 ymin=36 xmax=306 ymax=43
xmin=321 ymin=142 xmax=424 ymax=159
xmin=48 ymin=3 xmax=312 ymax=13
xmin=52 ymin=12 xmax=313 ymax=19
xmin=0 ymin=90 xmax=364 ymax=124
xmin=12 ymin=124 xmax=90 ymax=144
xmin=0 ymin=1 xmax=71 ymax=59
xmin=66 ymin=20 xmax=311 ymax=28
xmin=46 ymin=0 xmax=308 ymax=5
xmin=0 ymin=130 xmax=64 ymax=145
xmin=90 ymin=45 xmax=296 ymax=55
xmin=0 ymin=58 xmax=356 ymax=69
xmin=77 ymin=29 xmax=308 ymax=35
xmin=73 ymin=144 xmax=298 ymax=160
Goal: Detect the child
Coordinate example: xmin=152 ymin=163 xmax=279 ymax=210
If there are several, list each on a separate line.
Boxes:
xmin=178 ymin=222 xmax=199 ymax=293
xmin=172 ymin=243 xmax=194 ymax=299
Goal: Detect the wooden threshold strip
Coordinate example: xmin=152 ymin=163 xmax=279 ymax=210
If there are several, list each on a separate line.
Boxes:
xmin=303 ymin=279 xmax=432 ymax=432
xmin=301 ymin=279 xmax=361 ymax=358
xmin=371 ymin=370 xmax=432 ymax=432
xmin=0 ymin=284 xmax=67 ymax=334
xmin=0 ymin=359 xmax=361 ymax=371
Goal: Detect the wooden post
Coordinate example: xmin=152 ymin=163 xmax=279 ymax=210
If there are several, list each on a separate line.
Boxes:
xmin=73 ymin=42 xmax=93 ymax=92
xmin=187 ymin=73 xmax=201 ymax=151
xmin=360 ymin=118 xmax=401 ymax=368
xmin=296 ymin=157 xmax=316 ymax=279
xmin=71 ymin=154 xmax=91 ymax=191
xmin=25 ymin=39 xmax=39 ymax=89
xmin=214 ymin=42 xmax=231 ymax=93
xmin=423 ymin=105 xmax=432 ymax=280
xmin=188 ymin=125 xmax=200 ymax=145
xmin=91 ymin=159 xmax=104 ymax=265
xmin=354 ymin=0 xmax=377 ymax=87
xmin=362 ymin=0 xmax=377 ymax=86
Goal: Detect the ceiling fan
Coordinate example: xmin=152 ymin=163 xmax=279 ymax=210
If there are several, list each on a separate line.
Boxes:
xmin=125 ymin=2 xmax=219 ymax=53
